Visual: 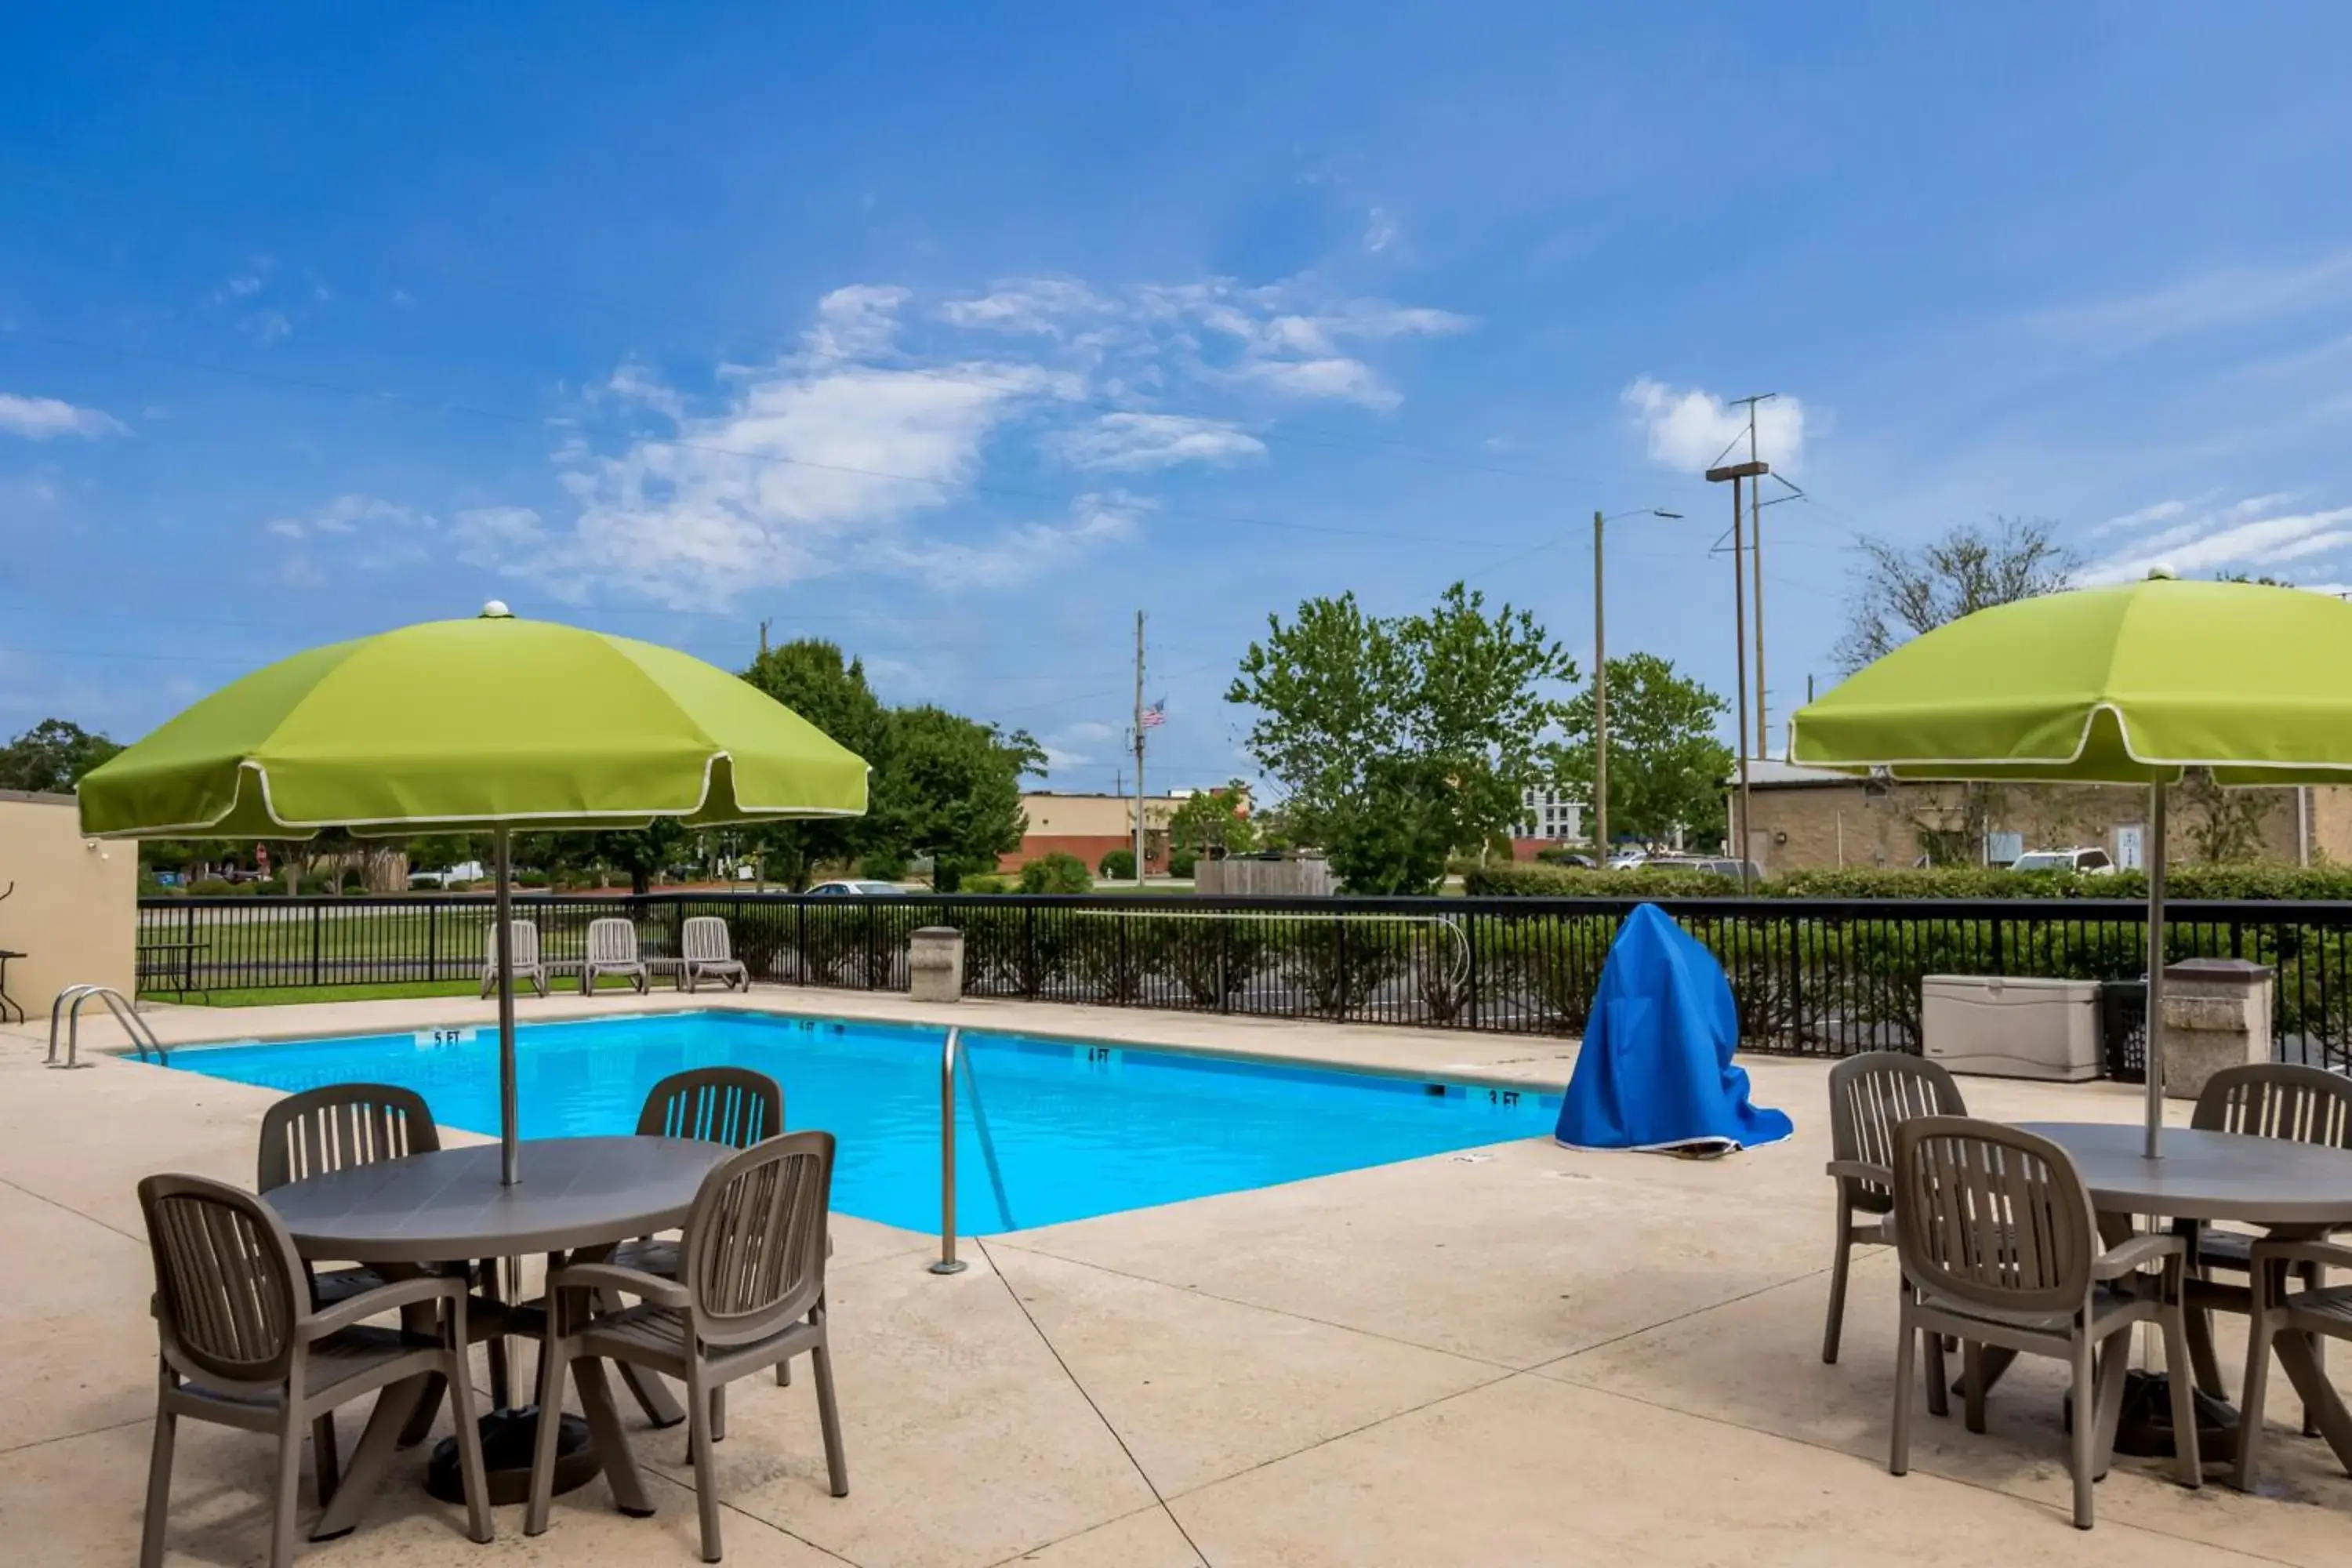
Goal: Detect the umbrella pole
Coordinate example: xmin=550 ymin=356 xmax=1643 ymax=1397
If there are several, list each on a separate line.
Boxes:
xmin=494 ymin=824 xmax=520 ymax=1185
xmin=2143 ymin=783 xmax=2168 ymax=1160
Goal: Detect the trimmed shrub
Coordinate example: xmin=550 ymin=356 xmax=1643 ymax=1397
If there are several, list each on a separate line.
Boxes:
xmin=187 ymin=877 xmax=241 ymax=898
xmin=1018 ymin=852 xmax=1093 ymax=895
xmin=1098 ymin=848 xmax=1137 ymax=880
xmin=1168 ymin=848 xmax=1198 ymax=879
xmin=959 ymin=873 xmax=1011 ymax=895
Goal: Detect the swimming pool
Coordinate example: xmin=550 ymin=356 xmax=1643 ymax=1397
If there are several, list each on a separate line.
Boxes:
xmin=165 ymin=1011 xmax=1559 ymax=1233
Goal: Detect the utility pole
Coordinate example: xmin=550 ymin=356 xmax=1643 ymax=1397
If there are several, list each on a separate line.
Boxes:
xmin=1706 ymin=459 xmax=1769 ymax=890
xmin=1731 ymin=394 xmax=1777 ymax=759
xmin=1131 ymin=610 xmax=1147 ymax=887
xmin=758 ymin=618 xmax=771 ymax=658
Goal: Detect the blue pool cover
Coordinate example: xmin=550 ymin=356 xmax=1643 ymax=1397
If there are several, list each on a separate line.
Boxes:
xmin=1554 ymin=904 xmax=1793 ymax=1156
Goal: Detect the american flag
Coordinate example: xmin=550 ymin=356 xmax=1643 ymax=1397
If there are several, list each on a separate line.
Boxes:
xmin=1139 ymin=696 xmax=1167 ymax=729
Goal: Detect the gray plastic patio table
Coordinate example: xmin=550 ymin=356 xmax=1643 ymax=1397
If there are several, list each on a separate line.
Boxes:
xmin=263 ymin=1135 xmax=731 ymax=1533
xmin=1981 ymin=1122 xmax=2352 ymax=1466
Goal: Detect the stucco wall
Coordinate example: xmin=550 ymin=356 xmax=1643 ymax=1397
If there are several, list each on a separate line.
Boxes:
xmin=0 ymin=792 xmax=136 ymax=1018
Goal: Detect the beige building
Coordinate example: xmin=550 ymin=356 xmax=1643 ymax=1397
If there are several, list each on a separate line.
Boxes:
xmin=1735 ymin=760 xmax=2352 ymax=875
xmin=1003 ymin=791 xmax=1185 ymax=874
xmin=0 ymin=790 xmax=136 ymax=1020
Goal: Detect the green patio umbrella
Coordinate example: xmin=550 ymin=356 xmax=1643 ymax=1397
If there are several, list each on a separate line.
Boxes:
xmin=78 ymin=602 xmax=869 ymax=1181
xmin=1788 ymin=568 xmax=2352 ymax=1157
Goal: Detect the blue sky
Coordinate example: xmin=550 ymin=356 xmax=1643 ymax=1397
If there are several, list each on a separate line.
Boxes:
xmin=8 ymin=5 xmax=2352 ymax=796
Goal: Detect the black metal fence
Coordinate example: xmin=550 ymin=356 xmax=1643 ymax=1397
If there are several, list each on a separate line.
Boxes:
xmin=135 ymin=892 xmax=2352 ymax=1070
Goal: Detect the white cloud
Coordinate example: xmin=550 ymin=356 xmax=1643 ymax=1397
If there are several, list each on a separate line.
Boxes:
xmin=1363 ymin=207 xmax=1397 ymax=254
xmin=1621 ymin=378 xmax=1809 ymax=475
xmin=1047 ymin=412 xmax=1264 ymax=473
xmin=2027 ymin=249 xmax=2352 ymax=357
xmin=262 ymin=493 xmax=430 ymax=540
xmin=2081 ymin=500 xmax=2352 ymax=583
xmin=0 ymin=393 xmax=127 ymax=441
xmin=936 ymin=279 xmax=1111 ymax=336
xmin=241 ymin=309 xmax=293 ymax=346
xmin=880 ymin=493 xmax=1143 ymax=592
xmin=213 ymin=256 xmax=273 ymax=303
xmin=804 ymin=285 xmax=912 ymax=361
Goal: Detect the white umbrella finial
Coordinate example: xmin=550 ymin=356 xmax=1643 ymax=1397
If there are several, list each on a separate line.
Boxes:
xmin=2147 ymin=563 xmax=2180 ymax=581
xmin=480 ymin=600 xmax=514 ymax=619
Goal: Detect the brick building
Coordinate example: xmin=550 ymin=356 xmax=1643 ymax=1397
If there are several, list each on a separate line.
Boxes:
xmin=1736 ymin=759 xmax=2352 ymax=875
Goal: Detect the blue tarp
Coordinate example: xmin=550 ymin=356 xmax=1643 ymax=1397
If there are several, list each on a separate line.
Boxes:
xmin=1555 ymin=903 xmax=1794 ymax=1155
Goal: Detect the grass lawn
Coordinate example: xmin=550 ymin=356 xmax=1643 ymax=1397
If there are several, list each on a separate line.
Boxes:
xmin=146 ymin=975 xmax=670 ymax=1007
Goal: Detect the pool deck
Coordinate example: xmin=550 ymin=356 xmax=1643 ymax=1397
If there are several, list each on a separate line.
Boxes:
xmin=5 ymin=985 xmax=2350 ymax=1565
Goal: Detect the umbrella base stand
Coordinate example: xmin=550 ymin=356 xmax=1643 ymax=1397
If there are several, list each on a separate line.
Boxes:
xmin=2061 ymin=1372 xmax=2237 ymax=1462
xmin=427 ymin=1406 xmax=604 ymax=1508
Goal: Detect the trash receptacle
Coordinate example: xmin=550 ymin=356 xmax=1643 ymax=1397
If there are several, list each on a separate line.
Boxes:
xmin=908 ymin=926 xmax=965 ymax=1004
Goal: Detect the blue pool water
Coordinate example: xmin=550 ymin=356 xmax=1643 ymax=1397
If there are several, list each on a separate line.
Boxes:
xmin=165 ymin=1011 xmax=1559 ymax=1233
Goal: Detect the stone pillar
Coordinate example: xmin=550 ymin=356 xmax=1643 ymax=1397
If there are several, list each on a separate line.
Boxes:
xmin=908 ymin=926 xmax=966 ymax=1004
xmin=2158 ymin=956 xmax=2274 ymax=1101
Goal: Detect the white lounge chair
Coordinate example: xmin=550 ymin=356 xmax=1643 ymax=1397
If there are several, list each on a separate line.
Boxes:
xmin=583 ymin=916 xmax=650 ymax=995
xmin=481 ymin=919 xmax=550 ymax=998
xmin=681 ymin=916 xmax=750 ymax=993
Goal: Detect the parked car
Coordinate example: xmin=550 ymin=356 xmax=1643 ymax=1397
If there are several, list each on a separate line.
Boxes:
xmin=2007 ymin=847 xmax=2115 ymax=874
xmin=806 ymin=879 xmax=911 ymax=896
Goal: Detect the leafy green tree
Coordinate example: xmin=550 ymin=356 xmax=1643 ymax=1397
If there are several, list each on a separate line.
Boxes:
xmin=1167 ymin=782 xmax=1261 ymax=860
xmin=0 ymin=717 xmax=123 ymax=793
xmin=1548 ymin=654 xmax=1732 ymax=850
xmin=1098 ymin=847 xmax=1136 ymax=880
xmin=1228 ymin=583 xmax=1574 ymax=891
xmin=870 ymin=705 xmax=1041 ymax=891
xmin=739 ymin=639 xmax=891 ymax=887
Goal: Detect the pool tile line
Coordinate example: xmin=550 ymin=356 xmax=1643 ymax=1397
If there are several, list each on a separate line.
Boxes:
xmin=975 ymin=1237 xmax=1214 ymax=1568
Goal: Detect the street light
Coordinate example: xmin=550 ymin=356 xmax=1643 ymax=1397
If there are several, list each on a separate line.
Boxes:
xmin=1592 ymin=507 xmax=1682 ymax=867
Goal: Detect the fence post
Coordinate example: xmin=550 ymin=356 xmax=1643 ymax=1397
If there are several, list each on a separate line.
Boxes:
xmin=309 ymin=900 xmax=323 ymax=987
xmin=1024 ymin=904 xmax=1039 ymax=999
xmin=797 ymin=898 xmax=808 ymax=987
xmin=428 ymin=900 xmax=440 ymax=983
xmin=1464 ymin=910 xmax=1480 ymax=1030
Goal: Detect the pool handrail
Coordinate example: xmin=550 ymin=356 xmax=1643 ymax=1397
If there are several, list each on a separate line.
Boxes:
xmin=48 ymin=983 xmax=167 ymax=1069
xmin=930 ymin=1025 xmax=967 ymax=1274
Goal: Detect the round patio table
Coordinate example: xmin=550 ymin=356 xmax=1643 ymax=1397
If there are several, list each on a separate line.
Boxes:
xmin=265 ymin=1136 xmax=730 ymax=1534
xmin=2012 ymin=1121 xmax=2352 ymax=1469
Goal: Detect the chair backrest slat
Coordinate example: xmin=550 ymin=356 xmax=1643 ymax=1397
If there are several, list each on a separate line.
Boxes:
xmin=1893 ymin=1115 xmax=2095 ymax=1318
xmin=139 ymin=1173 xmax=305 ymax=1387
xmin=1828 ymin=1052 xmax=1965 ymax=1213
xmin=637 ymin=1066 xmax=783 ymax=1149
xmin=587 ymin=917 xmax=639 ymax=964
xmin=258 ymin=1083 xmax=440 ymax=1192
xmin=682 ymin=916 xmax=732 ymax=963
xmin=2193 ymin=1062 xmax=2352 ymax=1149
xmin=681 ymin=1131 xmax=834 ymax=1347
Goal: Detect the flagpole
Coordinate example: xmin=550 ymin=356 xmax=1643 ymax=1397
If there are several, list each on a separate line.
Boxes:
xmin=1132 ymin=609 xmax=1147 ymax=887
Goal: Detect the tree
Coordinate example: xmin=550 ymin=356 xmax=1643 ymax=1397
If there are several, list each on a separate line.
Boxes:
xmin=1167 ymin=781 xmax=1260 ymax=861
xmin=1835 ymin=518 xmax=2078 ymax=673
xmin=0 ymin=717 xmax=123 ymax=793
xmin=1228 ymin=583 xmax=1575 ymax=892
xmin=1018 ymin=851 xmax=1092 ymax=894
xmin=869 ymin=705 xmax=1041 ymax=891
xmin=1548 ymin=654 xmax=1731 ymax=849
xmin=739 ymin=640 xmax=891 ymax=887
xmin=2179 ymin=768 xmax=2277 ymax=863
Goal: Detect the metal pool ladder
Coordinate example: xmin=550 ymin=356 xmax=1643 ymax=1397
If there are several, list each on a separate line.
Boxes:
xmin=931 ymin=1025 xmax=1014 ymax=1274
xmin=47 ymin=985 xmax=167 ymax=1069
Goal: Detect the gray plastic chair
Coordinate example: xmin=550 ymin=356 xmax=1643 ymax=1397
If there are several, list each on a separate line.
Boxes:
xmin=525 ymin=1131 xmax=848 ymax=1563
xmin=1822 ymin=1051 xmax=1966 ymax=1364
xmin=1887 ymin=1116 xmax=2200 ymax=1530
xmin=2182 ymin=1062 xmax=2352 ymax=1424
xmin=137 ymin=1173 xmax=492 ymax=1568
xmin=610 ymin=1068 xmax=789 ymax=1428
xmin=2235 ymin=1233 xmax=2352 ymax=1492
xmin=681 ymin=916 xmax=750 ymax=993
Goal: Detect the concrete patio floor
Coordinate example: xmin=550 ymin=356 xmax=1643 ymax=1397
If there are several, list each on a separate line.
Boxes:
xmin=5 ymin=986 xmax=2350 ymax=1565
